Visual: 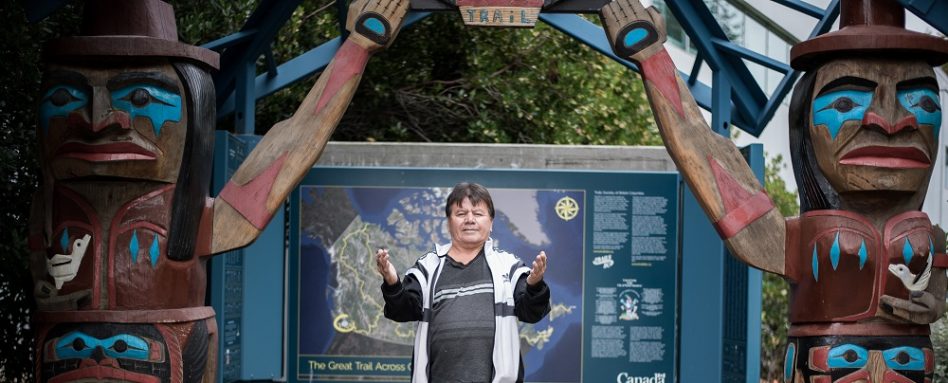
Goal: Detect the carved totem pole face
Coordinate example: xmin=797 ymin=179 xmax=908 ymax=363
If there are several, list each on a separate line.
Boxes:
xmin=40 ymin=62 xmax=188 ymax=182
xmin=808 ymin=58 xmax=941 ymax=197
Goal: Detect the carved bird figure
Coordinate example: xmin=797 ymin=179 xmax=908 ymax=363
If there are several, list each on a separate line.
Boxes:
xmin=888 ymin=251 xmax=932 ymax=292
xmin=47 ymin=234 xmax=91 ymax=289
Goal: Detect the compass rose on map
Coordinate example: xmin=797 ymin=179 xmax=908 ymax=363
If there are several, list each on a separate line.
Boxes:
xmin=554 ymin=196 xmax=579 ymax=221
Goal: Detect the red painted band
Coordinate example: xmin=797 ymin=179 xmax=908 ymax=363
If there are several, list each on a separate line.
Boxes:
xmin=219 ymin=153 xmax=287 ymax=230
xmin=456 ymin=0 xmax=543 ymax=7
xmin=788 ymin=322 xmax=930 ymax=337
xmin=314 ymin=39 xmax=370 ymax=115
xmin=34 ymin=306 xmax=215 ymax=323
xmin=639 ymin=50 xmax=685 ymax=118
xmin=810 ymin=375 xmax=831 ymax=383
xmin=835 ymin=370 xmax=870 ymax=383
xmin=882 ymin=370 xmax=916 ymax=383
xmin=712 ymin=191 xmax=774 ymax=239
xmin=925 ymin=347 xmax=934 ymax=373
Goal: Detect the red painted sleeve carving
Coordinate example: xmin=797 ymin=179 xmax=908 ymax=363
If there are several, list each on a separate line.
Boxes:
xmin=313 ymin=39 xmax=371 ymax=116
xmin=708 ymin=157 xmax=775 ymax=239
xmin=218 ymin=153 xmax=288 ymax=230
xmin=934 ymin=253 xmax=948 ymax=268
xmin=638 ymin=49 xmax=685 ymax=118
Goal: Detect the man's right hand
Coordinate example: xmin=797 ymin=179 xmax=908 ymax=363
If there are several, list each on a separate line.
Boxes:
xmin=376 ymin=248 xmax=399 ymax=286
xmin=599 ymin=0 xmax=667 ymax=63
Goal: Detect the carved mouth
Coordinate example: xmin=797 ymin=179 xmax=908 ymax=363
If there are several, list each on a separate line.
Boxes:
xmin=839 ymin=146 xmax=930 ymax=169
xmin=55 ymin=142 xmax=156 ymax=162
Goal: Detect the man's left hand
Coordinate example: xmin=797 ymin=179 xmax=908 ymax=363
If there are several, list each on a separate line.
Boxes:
xmin=527 ymin=251 xmax=547 ymax=286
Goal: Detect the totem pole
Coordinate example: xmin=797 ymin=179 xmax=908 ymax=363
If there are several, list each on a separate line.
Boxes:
xmin=30 ymin=0 xmax=408 ymax=381
xmin=598 ymin=0 xmax=947 ymax=381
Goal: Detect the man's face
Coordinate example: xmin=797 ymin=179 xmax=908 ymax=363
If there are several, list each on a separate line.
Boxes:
xmin=447 ymin=197 xmax=493 ymax=248
xmin=39 ymin=62 xmax=187 ymax=182
xmin=809 ymin=58 xmax=940 ymax=195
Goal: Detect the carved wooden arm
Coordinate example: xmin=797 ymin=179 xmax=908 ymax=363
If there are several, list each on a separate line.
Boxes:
xmin=210 ymin=0 xmax=411 ymax=254
xmin=599 ymin=0 xmax=786 ymax=275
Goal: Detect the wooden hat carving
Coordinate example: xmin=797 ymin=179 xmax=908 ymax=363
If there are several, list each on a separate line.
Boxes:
xmin=44 ymin=0 xmax=219 ymax=69
xmin=790 ymin=0 xmax=948 ymax=70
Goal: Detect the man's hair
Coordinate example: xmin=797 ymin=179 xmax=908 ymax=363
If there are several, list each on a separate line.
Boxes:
xmin=445 ymin=182 xmax=495 ymax=219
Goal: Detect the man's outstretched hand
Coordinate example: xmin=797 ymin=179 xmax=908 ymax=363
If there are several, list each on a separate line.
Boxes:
xmin=376 ymin=248 xmax=399 ymax=286
xmin=346 ymin=0 xmax=410 ymax=50
xmin=599 ymin=0 xmax=667 ymax=63
xmin=527 ymin=251 xmax=547 ymax=286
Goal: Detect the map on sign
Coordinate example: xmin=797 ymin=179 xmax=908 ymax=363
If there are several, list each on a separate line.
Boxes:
xmin=297 ymin=186 xmax=584 ymax=382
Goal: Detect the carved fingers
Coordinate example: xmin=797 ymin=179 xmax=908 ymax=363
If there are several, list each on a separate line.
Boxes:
xmin=346 ymin=0 xmax=411 ymax=50
xmin=880 ymin=292 xmax=946 ymax=324
xmin=598 ymin=0 xmax=666 ymax=63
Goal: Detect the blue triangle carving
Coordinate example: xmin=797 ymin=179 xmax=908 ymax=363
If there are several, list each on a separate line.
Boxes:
xmin=857 ymin=240 xmax=867 ymax=270
xmin=60 ymin=228 xmax=70 ymax=253
xmin=149 ymin=234 xmax=160 ymax=267
xmin=129 ymin=231 xmax=139 ymax=263
xmin=830 ymin=231 xmax=841 ymax=270
xmin=903 ymin=238 xmax=914 ymax=265
xmin=812 ymin=245 xmax=819 ymax=281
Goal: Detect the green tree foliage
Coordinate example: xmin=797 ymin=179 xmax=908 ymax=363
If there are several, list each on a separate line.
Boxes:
xmin=759 ymin=154 xmax=797 ymax=382
xmin=0 ymin=3 xmax=82 ymax=381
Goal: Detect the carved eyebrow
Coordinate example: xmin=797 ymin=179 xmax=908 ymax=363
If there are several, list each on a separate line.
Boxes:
xmin=817 ymin=76 xmax=877 ymax=96
xmin=897 ymin=77 xmax=938 ymax=91
xmin=44 ymin=70 xmax=89 ymax=89
xmin=107 ymin=72 xmax=179 ymax=92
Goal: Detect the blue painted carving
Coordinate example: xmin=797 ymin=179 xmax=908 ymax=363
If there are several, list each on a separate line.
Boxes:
xmin=897 ymin=88 xmax=941 ymax=137
xmin=39 ymin=85 xmax=87 ymax=133
xmin=827 ymin=344 xmax=869 ymax=369
xmin=111 ymin=84 xmax=182 ymax=137
xmin=363 ymin=17 xmax=386 ymax=36
xmin=812 ymin=90 xmax=873 ymax=140
xmin=623 ymin=27 xmax=648 ymax=47
xmin=783 ymin=343 xmax=795 ymax=382
xmin=149 ymin=233 xmax=160 ymax=267
xmin=130 ymin=230 xmax=140 ymax=264
xmin=903 ymin=238 xmax=914 ymax=265
xmin=830 ymin=231 xmax=841 ymax=270
xmin=882 ymin=346 xmax=925 ymax=371
xmin=812 ymin=245 xmax=819 ymax=281
xmin=60 ymin=228 xmax=70 ymax=253
xmin=54 ymin=331 xmax=152 ymax=361
xmin=857 ymin=239 xmax=867 ymax=270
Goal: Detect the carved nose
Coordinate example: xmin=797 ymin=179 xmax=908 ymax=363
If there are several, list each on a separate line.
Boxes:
xmin=862 ymin=111 xmax=918 ymax=136
xmin=91 ymin=111 xmax=131 ymax=133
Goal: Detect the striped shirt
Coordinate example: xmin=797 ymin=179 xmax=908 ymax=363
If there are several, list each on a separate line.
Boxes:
xmin=428 ymin=250 xmax=495 ymax=382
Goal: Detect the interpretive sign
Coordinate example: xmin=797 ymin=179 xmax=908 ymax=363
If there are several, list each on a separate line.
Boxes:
xmin=288 ymin=167 xmax=679 ymax=382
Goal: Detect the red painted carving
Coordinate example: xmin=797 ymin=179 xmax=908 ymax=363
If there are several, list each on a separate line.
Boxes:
xmin=639 ymin=50 xmax=685 ymax=118
xmin=861 ymin=111 xmax=918 ymax=136
xmin=55 ymin=142 xmax=156 ymax=162
xmin=218 ymin=153 xmax=288 ymax=230
xmin=881 ymin=370 xmax=916 ymax=383
xmin=708 ymin=157 xmax=775 ymax=238
xmin=808 ymin=345 xmax=830 ymax=372
xmin=925 ymin=347 xmax=934 ymax=373
xmin=314 ymin=39 xmax=370 ymax=116
xmin=835 ymin=370 xmax=871 ymax=383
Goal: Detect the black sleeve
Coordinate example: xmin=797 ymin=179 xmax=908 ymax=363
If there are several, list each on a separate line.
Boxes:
xmin=513 ymin=273 xmax=551 ymax=324
xmin=381 ymin=273 xmax=424 ymax=322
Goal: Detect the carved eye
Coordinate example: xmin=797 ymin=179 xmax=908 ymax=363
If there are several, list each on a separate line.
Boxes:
xmin=112 ymin=339 xmax=128 ymax=353
xmin=832 ymin=97 xmax=855 ymax=113
xmin=843 ymin=349 xmax=859 ymax=363
xmin=128 ymin=88 xmax=152 ymax=107
xmin=895 ymin=351 xmax=911 ymax=365
xmin=918 ymin=96 xmax=939 ymax=113
xmin=49 ymin=88 xmax=76 ymax=107
xmin=72 ymin=337 xmax=87 ymax=352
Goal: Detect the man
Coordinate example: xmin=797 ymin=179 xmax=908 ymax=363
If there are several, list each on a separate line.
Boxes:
xmin=376 ymin=182 xmax=551 ymax=383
